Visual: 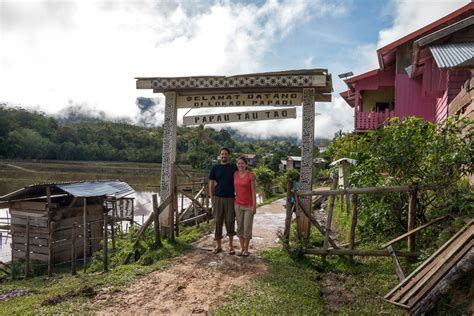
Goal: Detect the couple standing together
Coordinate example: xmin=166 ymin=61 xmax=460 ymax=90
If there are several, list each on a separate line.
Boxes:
xmin=209 ymin=147 xmax=256 ymax=256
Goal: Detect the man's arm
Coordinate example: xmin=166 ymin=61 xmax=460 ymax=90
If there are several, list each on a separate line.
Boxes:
xmin=209 ymin=179 xmax=216 ymax=198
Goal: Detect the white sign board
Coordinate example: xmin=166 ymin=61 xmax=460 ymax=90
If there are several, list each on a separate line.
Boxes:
xmin=183 ymin=108 xmax=297 ymax=126
xmin=177 ymin=92 xmax=302 ymax=108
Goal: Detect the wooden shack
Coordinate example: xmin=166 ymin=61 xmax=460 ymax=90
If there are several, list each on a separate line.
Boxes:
xmin=0 ymin=180 xmax=134 ymax=265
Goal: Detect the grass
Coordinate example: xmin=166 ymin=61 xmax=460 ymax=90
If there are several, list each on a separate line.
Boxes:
xmin=215 ymin=247 xmax=404 ymax=315
xmin=0 ymin=222 xmax=212 ymax=314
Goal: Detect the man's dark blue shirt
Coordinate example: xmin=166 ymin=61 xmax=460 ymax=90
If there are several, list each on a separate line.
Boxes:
xmin=209 ymin=163 xmax=237 ymax=198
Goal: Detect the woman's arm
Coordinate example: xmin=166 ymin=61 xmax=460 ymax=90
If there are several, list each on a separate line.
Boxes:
xmin=251 ymin=173 xmax=257 ymax=214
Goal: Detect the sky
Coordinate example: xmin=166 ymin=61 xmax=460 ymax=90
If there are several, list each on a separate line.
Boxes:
xmin=0 ymin=0 xmax=469 ymax=139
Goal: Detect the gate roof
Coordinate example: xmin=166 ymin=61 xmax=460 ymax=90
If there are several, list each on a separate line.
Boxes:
xmin=136 ymin=69 xmax=332 ymax=94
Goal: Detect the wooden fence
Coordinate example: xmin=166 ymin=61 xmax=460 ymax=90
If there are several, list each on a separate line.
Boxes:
xmin=284 ymin=181 xmax=441 ymax=264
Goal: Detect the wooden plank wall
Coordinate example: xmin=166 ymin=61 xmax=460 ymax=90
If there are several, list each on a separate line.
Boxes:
xmin=11 ymin=204 xmax=104 ymax=264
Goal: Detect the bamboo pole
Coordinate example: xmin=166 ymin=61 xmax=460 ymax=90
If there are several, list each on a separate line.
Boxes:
xmin=110 ymin=201 xmax=116 ymax=252
xmin=131 ymin=199 xmax=135 ymax=228
xmin=382 ymin=215 xmax=450 ymax=248
xmin=283 ymin=180 xmax=293 ymax=244
xmin=83 ymin=198 xmax=87 ymax=273
xmin=297 ymin=199 xmax=339 ymax=249
xmin=298 ymin=184 xmax=436 ymax=197
xmin=349 ymin=194 xmax=358 ymax=262
xmin=71 ymin=222 xmax=77 ymax=275
xmin=103 ymin=212 xmax=108 ymax=272
xmin=169 ymin=164 xmax=176 ymax=242
xmin=123 ymin=196 xmax=171 ymax=264
xmin=322 ymin=177 xmax=338 ymax=264
xmin=10 ymin=227 xmax=14 ymax=280
xmin=302 ymin=248 xmax=419 ymax=258
xmin=387 ymin=245 xmax=405 ymax=282
xmin=25 ymin=216 xmax=30 ymax=278
xmin=153 ymin=194 xmax=161 ymax=247
xmin=205 ymin=183 xmax=210 ymax=224
xmin=46 ymin=186 xmax=52 ymax=277
xmin=408 ymin=185 xmax=418 ymax=254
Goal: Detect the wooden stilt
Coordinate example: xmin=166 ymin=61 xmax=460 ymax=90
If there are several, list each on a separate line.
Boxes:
xmin=25 ymin=216 xmax=30 ymax=278
xmin=83 ymin=198 xmax=87 ymax=273
xmin=71 ymin=223 xmax=77 ymax=275
xmin=103 ymin=212 xmax=108 ymax=272
xmin=110 ymin=202 xmax=116 ymax=252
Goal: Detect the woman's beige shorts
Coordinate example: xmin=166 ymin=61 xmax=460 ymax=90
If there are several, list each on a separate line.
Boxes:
xmin=234 ymin=204 xmax=255 ymax=240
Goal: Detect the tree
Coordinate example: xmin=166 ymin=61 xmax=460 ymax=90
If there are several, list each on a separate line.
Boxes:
xmin=254 ymin=165 xmax=275 ymax=198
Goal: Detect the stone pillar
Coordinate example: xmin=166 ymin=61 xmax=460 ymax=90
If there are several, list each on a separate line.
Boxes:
xmin=160 ymin=92 xmax=177 ymax=226
xmin=299 ymin=88 xmax=315 ymax=239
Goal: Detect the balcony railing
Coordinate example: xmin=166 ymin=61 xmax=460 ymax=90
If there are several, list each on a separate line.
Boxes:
xmin=355 ymin=109 xmax=394 ymax=131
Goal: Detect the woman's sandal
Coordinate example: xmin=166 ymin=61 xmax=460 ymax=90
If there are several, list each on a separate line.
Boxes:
xmin=236 ymin=251 xmax=243 ymax=256
xmin=228 ymin=249 xmax=235 ymax=255
xmin=212 ymin=248 xmax=222 ymax=254
xmin=242 ymin=251 xmax=250 ymax=257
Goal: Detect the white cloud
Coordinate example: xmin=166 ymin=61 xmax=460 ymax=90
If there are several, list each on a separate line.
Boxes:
xmin=352 ymin=0 xmax=470 ymax=76
xmin=377 ymin=0 xmax=469 ymax=47
xmin=0 ymin=0 xmax=347 ymax=133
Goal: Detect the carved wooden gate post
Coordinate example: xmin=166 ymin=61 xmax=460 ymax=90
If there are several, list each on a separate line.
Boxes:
xmin=160 ymin=92 xmax=177 ymax=229
xmin=299 ymin=88 xmax=315 ymax=239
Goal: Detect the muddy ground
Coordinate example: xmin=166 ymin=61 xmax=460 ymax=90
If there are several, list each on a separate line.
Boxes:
xmin=94 ymin=199 xmax=287 ymax=315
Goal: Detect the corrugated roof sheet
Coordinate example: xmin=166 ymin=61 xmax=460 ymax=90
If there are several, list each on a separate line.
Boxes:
xmin=57 ymin=181 xmax=134 ymax=198
xmin=0 ymin=180 xmax=134 ymax=201
xmin=430 ymin=43 xmax=474 ymax=69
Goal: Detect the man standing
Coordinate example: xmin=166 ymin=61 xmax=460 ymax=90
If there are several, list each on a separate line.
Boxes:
xmin=209 ymin=147 xmax=237 ymax=254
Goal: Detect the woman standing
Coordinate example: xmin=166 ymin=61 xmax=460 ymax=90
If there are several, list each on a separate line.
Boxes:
xmin=233 ymin=156 xmax=257 ymax=256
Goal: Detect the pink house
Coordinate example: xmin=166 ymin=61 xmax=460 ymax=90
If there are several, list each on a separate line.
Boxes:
xmin=341 ymin=3 xmax=473 ymax=132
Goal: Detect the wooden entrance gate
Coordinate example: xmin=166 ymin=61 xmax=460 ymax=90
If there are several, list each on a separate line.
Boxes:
xmin=136 ymin=69 xmax=333 ymax=238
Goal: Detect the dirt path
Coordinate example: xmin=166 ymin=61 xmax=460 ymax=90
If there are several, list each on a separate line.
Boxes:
xmin=94 ymin=199 xmax=287 ymax=315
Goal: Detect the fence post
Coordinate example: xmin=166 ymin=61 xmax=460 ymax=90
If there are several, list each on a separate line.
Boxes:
xmin=408 ymin=184 xmax=418 ymax=254
xmin=169 ymin=164 xmax=176 ymax=242
xmin=83 ymin=198 xmax=87 ymax=273
xmin=283 ymin=180 xmax=293 ymax=244
xmin=111 ymin=201 xmax=116 ymax=252
xmin=349 ymin=194 xmax=358 ymax=263
xmin=322 ymin=177 xmax=338 ymax=264
xmin=71 ymin=222 xmax=77 ymax=275
xmin=25 ymin=216 xmax=30 ymax=278
xmin=103 ymin=212 xmax=108 ymax=272
xmin=48 ymin=221 xmax=54 ymax=277
xmin=153 ymin=194 xmax=162 ymax=247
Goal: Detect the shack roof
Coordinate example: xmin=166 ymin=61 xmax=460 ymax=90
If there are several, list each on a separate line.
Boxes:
xmin=0 ymin=180 xmax=135 ymax=201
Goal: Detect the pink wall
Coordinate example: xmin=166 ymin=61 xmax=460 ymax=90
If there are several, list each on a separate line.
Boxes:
xmin=354 ymin=70 xmax=395 ymax=91
xmin=394 ymin=74 xmax=435 ymax=122
xmin=435 ymin=90 xmax=448 ymax=122
xmin=422 ymin=57 xmax=447 ymax=98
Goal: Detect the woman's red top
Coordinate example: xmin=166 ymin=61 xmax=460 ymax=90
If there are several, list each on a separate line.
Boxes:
xmin=233 ymin=171 xmax=254 ymax=207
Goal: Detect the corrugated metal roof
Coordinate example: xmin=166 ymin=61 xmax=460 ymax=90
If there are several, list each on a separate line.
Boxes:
xmin=430 ymin=43 xmax=474 ymax=69
xmin=57 ymin=181 xmax=134 ymax=198
xmin=0 ymin=180 xmax=134 ymax=201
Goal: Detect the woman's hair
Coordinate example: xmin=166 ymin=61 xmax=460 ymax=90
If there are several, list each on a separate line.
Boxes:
xmin=237 ymin=156 xmax=248 ymax=165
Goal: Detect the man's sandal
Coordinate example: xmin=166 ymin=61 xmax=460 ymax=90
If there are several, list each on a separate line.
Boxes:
xmin=228 ymin=249 xmax=235 ymax=255
xmin=242 ymin=251 xmax=250 ymax=257
xmin=212 ymin=248 xmax=222 ymax=254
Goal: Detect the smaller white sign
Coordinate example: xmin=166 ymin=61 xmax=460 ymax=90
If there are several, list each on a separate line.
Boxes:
xmin=183 ymin=108 xmax=297 ymax=125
